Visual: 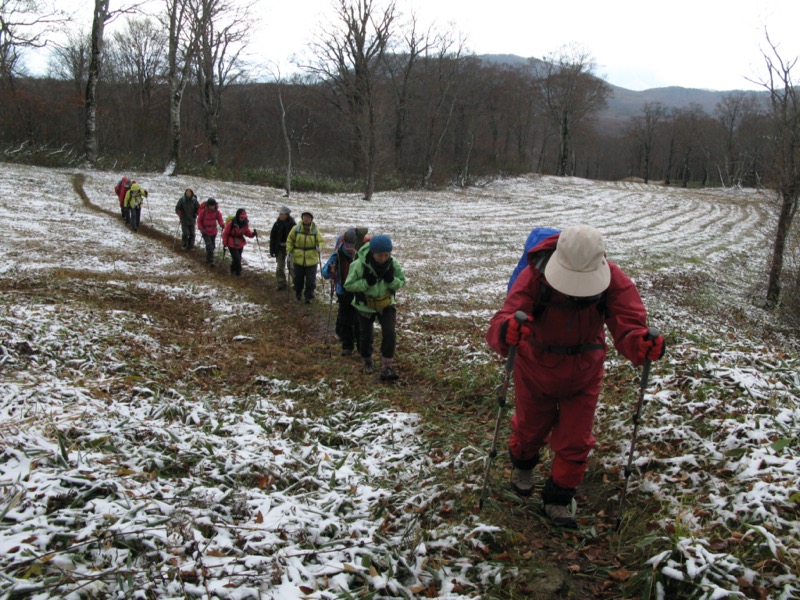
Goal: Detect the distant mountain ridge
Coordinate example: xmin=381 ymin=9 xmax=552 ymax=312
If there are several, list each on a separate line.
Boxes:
xmin=479 ymin=53 xmax=767 ymax=134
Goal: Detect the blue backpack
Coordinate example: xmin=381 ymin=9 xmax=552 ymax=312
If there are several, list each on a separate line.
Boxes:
xmin=507 ymin=227 xmax=560 ymax=295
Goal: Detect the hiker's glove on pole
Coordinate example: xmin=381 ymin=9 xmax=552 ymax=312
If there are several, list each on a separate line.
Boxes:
xmin=382 ymin=265 xmax=394 ymax=283
xmin=365 ymin=271 xmax=378 ymax=285
xmin=637 ymin=332 xmax=665 ymax=361
xmin=500 ymin=315 xmax=533 ymax=346
xmin=252 ymin=228 xmax=257 ymax=236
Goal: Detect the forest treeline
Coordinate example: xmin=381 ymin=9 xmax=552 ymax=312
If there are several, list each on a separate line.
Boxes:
xmin=0 ymin=0 xmax=797 ymax=317
xmin=0 ymin=50 xmax=771 ymax=192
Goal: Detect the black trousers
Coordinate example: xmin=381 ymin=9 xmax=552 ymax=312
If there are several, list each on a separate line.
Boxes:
xmin=181 ymin=219 xmax=196 ymax=249
xmin=336 ymin=292 xmax=359 ymax=351
xmin=229 ymin=247 xmax=243 ymax=275
xmin=130 ymin=207 xmax=141 ymax=230
xmin=202 ymin=233 xmax=216 ymax=264
xmin=358 ymin=305 xmax=396 ymax=360
xmin=293 ymin=264 xmax=317 ymax=300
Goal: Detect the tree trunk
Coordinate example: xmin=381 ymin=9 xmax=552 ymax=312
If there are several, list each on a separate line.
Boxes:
xmin=168 ymin=80 xmax=186 ymax=174
xmin=84 ymin=0 xmax=109 ymax=165
xmin=278 ymin=87 xmax=292 ymax=197
xmin=766 ymin=191 xmax=797 ymax=306
xmin=363 ymin=99 xmax=376 ymax=201
xmin=557 ymin=113 xmax=569 ymax=176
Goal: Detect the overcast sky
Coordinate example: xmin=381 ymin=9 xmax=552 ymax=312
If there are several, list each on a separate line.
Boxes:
xmin=31 ymin=0 xmax=800 ymax=92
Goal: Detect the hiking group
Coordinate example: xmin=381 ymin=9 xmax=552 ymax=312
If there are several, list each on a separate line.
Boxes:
xmin=114 ymin=176 xmax=148 ymax=232
xmin=111 ymin=179 xmax=666 ymax=526
xmin=112 ymin=183 xmax=406 ymax=382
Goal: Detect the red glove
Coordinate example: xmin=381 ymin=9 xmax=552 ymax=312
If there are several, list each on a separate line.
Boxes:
xmin=637 ymin=333 xmax=665 ymax=361
xmin=500 ymin=315 xmax=532 ymax=346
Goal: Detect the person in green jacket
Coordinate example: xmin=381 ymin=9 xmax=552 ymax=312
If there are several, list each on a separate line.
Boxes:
xmin=286 ymin=211 xmax=323 ymax=303
xmin=344 ymin=234 xmax=406 ymax=380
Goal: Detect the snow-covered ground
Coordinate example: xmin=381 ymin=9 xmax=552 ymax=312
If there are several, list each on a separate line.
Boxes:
xmin=0 ymin=163 xmax=797 ymax=599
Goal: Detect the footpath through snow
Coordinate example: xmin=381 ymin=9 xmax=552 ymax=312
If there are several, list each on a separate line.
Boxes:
xmin=0 ymin=163 xmax=798 ymax=599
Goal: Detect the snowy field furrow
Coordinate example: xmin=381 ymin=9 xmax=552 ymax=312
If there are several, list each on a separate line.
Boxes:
xmin=0 ymin=163 xmax=797 ymax=599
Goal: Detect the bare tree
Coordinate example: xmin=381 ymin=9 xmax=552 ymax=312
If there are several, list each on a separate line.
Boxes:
xmin=627 ymin=102 xmax=666 ymax=183
xmin=381 ymin=13 xmax=428 ymax=171
xmin=267 ymin=63 xmax=293 ymax=196
xmin=417 ymin=30 xmax=465 ymax=187
xmin=0 ymin=0 xmax=65 ymax=85
xmin=537 ymin=44 xmax=610 ymax=176
xmin=305 ymin=0 xmax=397 ymax=200
xmin=755 ymin=33 xmax=800 ymax=307
xmin=48 ymin=31 xmax=90 ymax=93
xmin=83 ymin=0 xmax=112 ymax=164
xmin=109 ymin=17 xmax=167 ymax=112
xmin=163 ymin=0 xmax=202 ymax=174
xmin=714 ymin=91 xmax=764 ymax=187
xmin=193 ymin=0 xmax=249 ymax=165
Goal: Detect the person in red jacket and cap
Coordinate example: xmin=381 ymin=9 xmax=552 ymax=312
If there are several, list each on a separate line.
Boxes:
xmin=222 ymin=208 xmax=256 ymax=276
xmin=197 ymin=198 xmax=225 ymax=265
xmin=485 ymin=224 xmax=665 ymax=528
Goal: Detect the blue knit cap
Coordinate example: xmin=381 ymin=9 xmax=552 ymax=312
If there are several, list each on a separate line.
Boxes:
xmin=369 ymin=235 xmax=392 ymax=253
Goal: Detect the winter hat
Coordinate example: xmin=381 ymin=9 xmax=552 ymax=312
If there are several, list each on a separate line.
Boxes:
xmin=301 ymin=211 xmax=313 ymax=220
xmin=236 ymin=208 xmax=248 ymax=221
xmin=278 ymin=206 xmax=291 ymax=215
xmin=341 ymin=228 xmax=357 ymax=255
xmin=354 ymin=227 xmax=369 ymax=248
xmin=124 ymin=179 xmax=132 ymax=187
xmin=206 ymin=198 xmax=217 ymax=206
xmin=369 ymin=235 xmax=392 ymax=254
xmin=544 ymin=224 xmax=610 ymax=297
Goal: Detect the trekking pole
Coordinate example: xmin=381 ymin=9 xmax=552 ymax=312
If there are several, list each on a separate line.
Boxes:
xmin=254 ymin=232 xmax=268 ymax=271
xmin=287 ymin=254 xmax=294 ymax=298
xmin=615 ymin=327 xmax=660 ymax=531
xmin=478 ymin=310 xmax=529 ymax=511
xmin=325 ymin=279 xmax=336 ymax=356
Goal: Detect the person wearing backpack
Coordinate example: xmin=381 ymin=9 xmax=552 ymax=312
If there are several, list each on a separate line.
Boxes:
xmin=269 ymin=206 xmax=296 ymax=291
xmin=197 ymin=198 xmax=224 ymax=266
xmin=175 ymin=188 xmax=200 ymax=250
xmin=286 ymin=211 xmax=323 ymax=303
xmin=222 ymin=208 xmax=256 ymax=276
xmin=123 ymin=181 xmax=148 ymax=232
xmin=485 ymin=224 xmax=665 ymax=528
xmin=344 ymin=234 xmax=406 ymax=380
xmin=114 ymin=177 xmax=131 ymax=222
xmin=321 ymin=227 xmax=368 ymax=355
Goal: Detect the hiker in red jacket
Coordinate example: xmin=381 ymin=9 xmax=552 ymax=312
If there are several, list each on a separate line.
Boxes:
xmin=197 ymin=198 xmax=225 ymax=266
xmin=486 ymin=224 xmax=665 ymax=528
xmin=222 ymin=208 xmax=256 ymax=276
xmin=114 ymin=177 xmax=131 ymax=222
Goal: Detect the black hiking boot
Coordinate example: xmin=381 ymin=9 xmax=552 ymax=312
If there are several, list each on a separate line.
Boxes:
xmin=379 ymin=365 xmax=399 ymax=381
xmin=362 ymin=359 xmax=374 ymax=374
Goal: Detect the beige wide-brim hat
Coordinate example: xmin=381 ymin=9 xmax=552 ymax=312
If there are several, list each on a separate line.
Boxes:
xmin=544 ymin=224 xmax=611 ymax=297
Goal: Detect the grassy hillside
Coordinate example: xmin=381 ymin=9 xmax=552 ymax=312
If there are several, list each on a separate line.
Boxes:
xmin=0 ymin=164 xmax=797 ymax=599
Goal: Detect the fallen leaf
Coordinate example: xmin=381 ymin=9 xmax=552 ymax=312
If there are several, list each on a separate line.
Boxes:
xmin=609 ymin=567 xmax=633 ymax=581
